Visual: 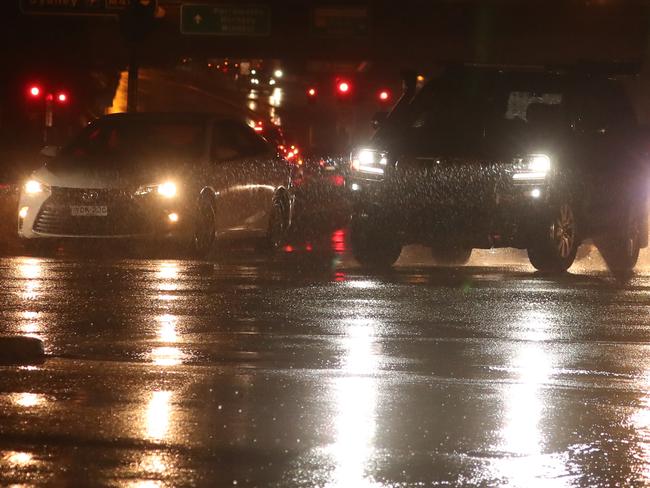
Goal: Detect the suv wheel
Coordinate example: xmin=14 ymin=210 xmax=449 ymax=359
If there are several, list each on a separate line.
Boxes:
xmin=350 ymin=212 xmax=402 ymax=270
xmin=527 ymin=202 xmax=578 ymax=273
xmin=596 ymin=206 xmax=642 ymax=275
xmin=191 ymin=196 xmax=216 ymax=258
xmin=431 ymin=244 xmax=472 ymax=266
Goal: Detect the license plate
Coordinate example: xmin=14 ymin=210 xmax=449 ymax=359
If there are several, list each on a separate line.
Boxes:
xmin=70 ymin=205 xmax=108 ymax=217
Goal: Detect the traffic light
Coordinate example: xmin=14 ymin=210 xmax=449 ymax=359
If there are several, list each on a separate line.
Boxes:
xmin=306 ymin=86 xmax=318 ymax=103
xmin=336 ymin=80 xmax=352 ymax=96
xmin=334 ymin=78 xmax=354 ymax=103
xmin=377 ymin=89 xmax=392 ymax=103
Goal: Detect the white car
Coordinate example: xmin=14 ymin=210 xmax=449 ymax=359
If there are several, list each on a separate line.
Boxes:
xmin=18 ymin=112 xmax=293 ymax=256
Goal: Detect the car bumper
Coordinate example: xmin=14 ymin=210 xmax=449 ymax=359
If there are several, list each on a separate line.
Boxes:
xmin=18 ymin=187 xmax=193 ymax=240
xmin=348 ymin=174 xmax=550 ymax=246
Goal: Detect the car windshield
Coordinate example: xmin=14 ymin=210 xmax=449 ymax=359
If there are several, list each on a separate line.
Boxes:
xmin=393 ymin=73 xmax=568 ymax=153
xmin=57 ymin=118 xmax=207 ymax=167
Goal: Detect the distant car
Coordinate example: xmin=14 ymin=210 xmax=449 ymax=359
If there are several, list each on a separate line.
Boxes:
xmin=348 ymin=65 xmax=649 ymax=274
xmin=18 ymin=112 xmax=293 ymax=257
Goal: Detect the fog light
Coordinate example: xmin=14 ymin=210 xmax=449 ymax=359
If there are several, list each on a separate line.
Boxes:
xmin=168 ymin=212 xmax=179 ymax=223
xmin=18 ymin=206 xmax=28 ymax=219
xmin=531 ymin=188 xmax=541 ymax=199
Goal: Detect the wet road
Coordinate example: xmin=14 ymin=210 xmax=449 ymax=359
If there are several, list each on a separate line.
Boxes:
xmin=2 ymin=248 xmax=650 ymax=487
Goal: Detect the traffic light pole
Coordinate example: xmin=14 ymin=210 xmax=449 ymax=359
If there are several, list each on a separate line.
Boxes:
xmin=127 ymin=42 xmax=139 ymax=112
xmin=44 ymin=96 xmax=53 ymax=144
xmin=121 ymin=0 xmax=158 ymax=113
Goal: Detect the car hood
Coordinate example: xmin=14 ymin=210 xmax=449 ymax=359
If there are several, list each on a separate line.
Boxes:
xmin=33 ymin=160 xmax=190 ymax=189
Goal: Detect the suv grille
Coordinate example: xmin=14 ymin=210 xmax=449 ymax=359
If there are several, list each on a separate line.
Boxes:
xmin=33 ymin=187 xmax=147 ymax=236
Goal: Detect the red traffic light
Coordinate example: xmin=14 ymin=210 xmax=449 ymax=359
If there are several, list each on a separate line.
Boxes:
xmin=378 ymin=89 xmax=391 ymax=102
xmin=28 ymin=85 xmax=41 ymax=98
xmin=336 ymin=80 xmax=351 ymax=95
xmin=56 ymin=92 xmax=68 ymax=103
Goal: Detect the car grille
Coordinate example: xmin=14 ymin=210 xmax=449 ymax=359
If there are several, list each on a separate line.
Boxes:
xmin=33 ymin=187 xmax=148 ymax=236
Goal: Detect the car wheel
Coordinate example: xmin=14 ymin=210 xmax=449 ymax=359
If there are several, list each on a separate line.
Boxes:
xmin=596 ymin=206 xmax=642 ymax=275
xmin=191 ymin=196 xmax=216 ymax=259
xmin=350 ymin=212 xmax=402 ymax=270
xmin=264 ymin=196 xmax=288 ymax=253
xmin=431 ymin=244 xmax=472 ymax=266
xmin=527 ymin=202 xmax=578 ymax=273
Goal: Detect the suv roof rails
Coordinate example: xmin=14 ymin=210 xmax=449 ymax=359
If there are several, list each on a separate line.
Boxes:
xmin=550 ymin=61 xmax=641 ymax=76
xmin=453 ymin=61 xmax=640 ymax=77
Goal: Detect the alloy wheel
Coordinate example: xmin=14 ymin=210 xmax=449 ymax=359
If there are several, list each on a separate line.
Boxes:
xmin=551 ymin=204 xmax=576 ymax=259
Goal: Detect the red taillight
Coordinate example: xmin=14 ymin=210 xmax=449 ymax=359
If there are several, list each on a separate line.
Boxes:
xmin=56 ymin=92 xmax=68 ymax=103
xmin=307 ymin=87 xmax=317 ymax=97
xmin=330 ymin=174 xmax=345 ymax=187
xmin=332 ymin=229 xmax=346 ymax=253
xmin=378 ymin=89 xmax=391 ymax=102
xmin=29 ymin=86 xmax=41 ymax=97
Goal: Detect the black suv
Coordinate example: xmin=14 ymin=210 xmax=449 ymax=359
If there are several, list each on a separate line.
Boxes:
xmin=348 ymin=66 xmax=649 ymax=274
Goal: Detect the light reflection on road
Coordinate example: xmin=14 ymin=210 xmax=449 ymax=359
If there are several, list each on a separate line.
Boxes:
xmin=17 ymin=257 xmax=41 ymax=300
xmin=156 ymin=262 xmax=179 ymax=300
xmin=11 ymin=392 xmax=45 ymax=408
xmin=157 ymin=314 xmax=179 ymax=343
xmin=4 ymin=451 xmax=34 ymax=466
xmin=628 ymin=371 xmax=650 ymax=481
xmin=494 ymin=336 xmax=569 ymax=487
xmin=145 ymin=391 xmax=173 ymax=442
xmin=150 ymin=346 xmax=185 ymax=366
xmin=328 ymin=316 xmax=381 ymax=487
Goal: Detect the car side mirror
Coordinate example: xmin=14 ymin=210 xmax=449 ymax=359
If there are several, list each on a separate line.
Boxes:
xmin=40 ymin=145 xmax=59 ymax=158
xmin=371 ymin=111 xmax=388 ymax=130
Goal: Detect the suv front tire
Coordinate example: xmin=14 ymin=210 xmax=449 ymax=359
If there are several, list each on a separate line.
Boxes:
xmin=527 ymin=202 xmax=578 ymax=273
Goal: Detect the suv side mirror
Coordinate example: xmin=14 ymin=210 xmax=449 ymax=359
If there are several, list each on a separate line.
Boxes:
xmin=40 ymin=145 xmax=59 ymax=158
xmin=371 ymin=111 xmax=388 ymax=130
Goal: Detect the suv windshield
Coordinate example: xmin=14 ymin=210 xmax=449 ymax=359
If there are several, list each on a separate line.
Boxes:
xmin=56 ymin=118 xmax=207 ymax=167
xmin=392 ymin=72 xmax=569 ymax=154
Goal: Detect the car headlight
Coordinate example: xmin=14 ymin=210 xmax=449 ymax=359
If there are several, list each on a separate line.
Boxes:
xmin=24 ymin=179 xmax=49 ymax=194
xmin=135 ymin=181 xmax=178 ymax=198
xmin=350 ymin=148 xmax=387 ymax=175
xmin=513 ymin=154 xmax=551 ymax=181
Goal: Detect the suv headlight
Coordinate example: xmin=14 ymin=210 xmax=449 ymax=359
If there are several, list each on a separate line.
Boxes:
xmin=135 ymin=181 xmax=178 ymax=198
xmin=24 ymin=179 xmax=50 ymax=194
xmin=351 ymin=148 xmax=388 ymax=175
xmin=513 ymin=154 xmax=551 ymax=181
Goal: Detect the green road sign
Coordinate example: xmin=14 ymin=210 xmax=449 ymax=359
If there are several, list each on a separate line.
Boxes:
xmin=181 ymin=4 xmax=270 ymax=36
xmin=19 ymin=0 xmax=130 ymax=16
xmin=312 ymin=7 xmax=369 ymax=38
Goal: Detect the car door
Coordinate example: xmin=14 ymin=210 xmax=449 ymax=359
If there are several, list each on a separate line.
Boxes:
xmin=208 ymin=120 xmax=284 ymax=237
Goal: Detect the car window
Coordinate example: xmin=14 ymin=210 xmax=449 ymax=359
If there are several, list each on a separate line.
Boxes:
xmin=211 ymin=121 xmax=271 ymax=161
xmin=59 ymin=118 xmax=206 ymax=166
xmin=572 ymin=81 xmax=636 ymax=134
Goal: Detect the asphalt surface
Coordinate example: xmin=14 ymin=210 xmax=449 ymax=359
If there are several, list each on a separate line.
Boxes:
xmin=2 ymin=245 xmax=650 ymax=487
